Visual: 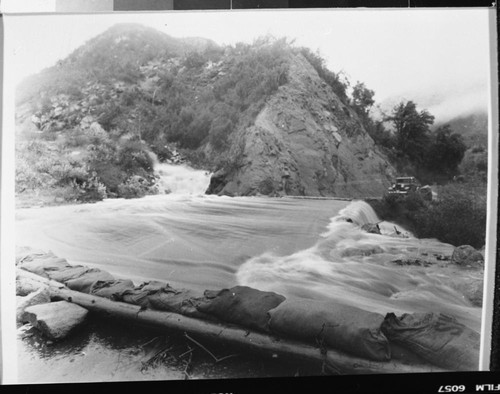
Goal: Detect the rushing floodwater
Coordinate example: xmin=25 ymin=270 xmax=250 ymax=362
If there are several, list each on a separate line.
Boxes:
xmin=15 ymin=164 xmax=482 ymax=333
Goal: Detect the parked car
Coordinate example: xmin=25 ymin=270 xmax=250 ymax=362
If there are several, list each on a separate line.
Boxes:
xmin=387 ymin=177 xmax=420 ymax=195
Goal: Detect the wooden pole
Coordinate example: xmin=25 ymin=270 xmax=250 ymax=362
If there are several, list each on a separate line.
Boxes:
xmin=17 ymin=269 xmax=447 ymax=375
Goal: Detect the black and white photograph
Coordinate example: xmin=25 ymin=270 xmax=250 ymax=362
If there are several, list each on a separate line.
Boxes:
xmin=1 ymin=6 xmax=497 ymax=387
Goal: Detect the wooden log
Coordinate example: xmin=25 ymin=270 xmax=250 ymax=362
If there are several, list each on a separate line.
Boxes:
xmin=17 ymin=269 xmax=448 ymax=375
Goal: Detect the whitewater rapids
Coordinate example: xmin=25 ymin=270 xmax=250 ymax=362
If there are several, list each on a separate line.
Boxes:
xmin=15 ymin=165 xmax=482 ymax=333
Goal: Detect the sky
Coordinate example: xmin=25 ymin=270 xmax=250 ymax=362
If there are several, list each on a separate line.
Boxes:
xmin=4 ymin=8 xmax=494 ymax=123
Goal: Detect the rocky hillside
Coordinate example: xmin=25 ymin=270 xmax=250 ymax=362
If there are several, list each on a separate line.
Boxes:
xmin=16 ymin=23 xmax=396 ymax=203
xmin=208 ymin=53 xmax=396 ymax=197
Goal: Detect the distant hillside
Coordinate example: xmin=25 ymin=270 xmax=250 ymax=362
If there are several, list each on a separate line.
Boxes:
xmin=376 ymin=88 xmax=488 ymax=150
xmin=434 ymin=112 xmax=488 ymax=148
xmin=15 ymin=23 xmax=396 ymax=204
xmin=16 ymin=23 xmax=189 ymax=106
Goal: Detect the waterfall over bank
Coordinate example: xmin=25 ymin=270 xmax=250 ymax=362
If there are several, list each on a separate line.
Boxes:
xmin=154 ymin=162 xmax=212 ymax=196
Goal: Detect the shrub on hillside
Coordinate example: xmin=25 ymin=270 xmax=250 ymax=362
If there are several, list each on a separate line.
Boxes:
xmin=65 ymin=127 xmax=91 ymax=148
xmin=412 ymin=183 xmax=486 ymax=248
xmin=16 ymin=158 xmax=50 ymax=192
xmin=90 ymin=162 xmax=125 ymax=194
xmin=117 ymin=140 xmax=154 ymax=174
xmin=117 ymin=175 xmax=155 ymax=199
xmin=209 ymin=116 xmax=233 ymax=151
xmin=370 ymin=192 xmax=426 ymax=231
xmin=97 ymin=102 xmax=122 ymax=130
xmin=16 ymin=136 xmax=107 ymax=203
xmin=74 ymin=175 xmax=107 ymax=202
xmin=459 ymin=147 xmax=488 ymax=182
xmin=183 ymin=51 xmax=207 ymax=69
xmin=299 ymin=47 xmax=349 ymax=105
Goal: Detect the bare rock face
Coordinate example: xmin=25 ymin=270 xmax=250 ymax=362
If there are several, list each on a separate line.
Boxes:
xmin=24 ymin=301 xmax=88 ymax=340
xmin=451 ymin=245 xmax=484 ymax=268
xmin=208 ymin=54 xmax=396 ymax=197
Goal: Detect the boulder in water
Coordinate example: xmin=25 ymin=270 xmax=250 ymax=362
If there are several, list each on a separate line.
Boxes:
xmin=24 ymin=301 xmax=88 ymax=340
xmin=206 ymin=168 xmax=228 ymax=195
xmin=361 ymin=223 xmax=381 ymax=235
xmin=341 ymin=245 xmax=384 ymax=257
xmin=391 ymin=258 xmax=432 ymax=267
xmin=451 ymin=245 xmax=484 ymax=268
xmin=16 ymin=286 xmax=51 ymax=324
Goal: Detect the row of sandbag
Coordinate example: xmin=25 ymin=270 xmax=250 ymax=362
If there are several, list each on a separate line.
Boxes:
xmin=16 ymin=251 xmax=480 ymax=371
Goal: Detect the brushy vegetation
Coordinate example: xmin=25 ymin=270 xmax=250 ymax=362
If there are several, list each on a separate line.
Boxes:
xmin=360 ymin=94 xmax=486 ymax=248
xmin=298 ymin=47 xmax=350 ymax=105
xmin=16 ymin=138 xmax=108 ymax=204
xmin=16 ymin=123 xmax=158 ymax=204
xmin=368 ymin=181 xmax=487 ymax=248
xmin=357 ymin=99 xmax=469 ymax=185
xmin=16 ymin=28 xmax=296 ymax=204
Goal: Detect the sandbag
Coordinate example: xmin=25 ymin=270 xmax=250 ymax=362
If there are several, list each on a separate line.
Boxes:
xmin=90 ymin=279 xmax=135 ymax=301
xmin=47 ymin=266 xmax=90 ymax=283
xmin=268 ymin=299 xmax=390 ymax=361
xmin=121 ymin=281 xmax=171 ymax=308
xmin=120 ymin=281 xmax=206 ymax=318
xmin=18 ymin=257 xmax=71 ymax=278
xmin=139 ymin=281 xmax=170 ymax=292
xmin=65 ymin=269 xmax=114 ymax=294
xmin=195 ymin=286 xmax=286 ymax=332
xmin=381 ymin=312 xmax=480 ymax=371
xmin=16 ymin=250 xmax=55 ymax=264
xmin=389 ymin=343 xmax=429 ymax=365
xmin=148 ymin=287 xmax=207 ymax=318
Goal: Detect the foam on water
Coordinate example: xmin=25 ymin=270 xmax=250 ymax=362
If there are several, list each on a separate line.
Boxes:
xmin=154 ymin=162 xmax=211 ymax=196
xmin=235 ymin=200 xmax=481 ymax=331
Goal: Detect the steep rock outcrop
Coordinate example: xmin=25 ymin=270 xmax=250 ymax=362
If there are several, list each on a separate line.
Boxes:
xmin=451 ymin=245 xmax=484 ymax=268
xmin=207 ymin=54 xmax=396 ymax=197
